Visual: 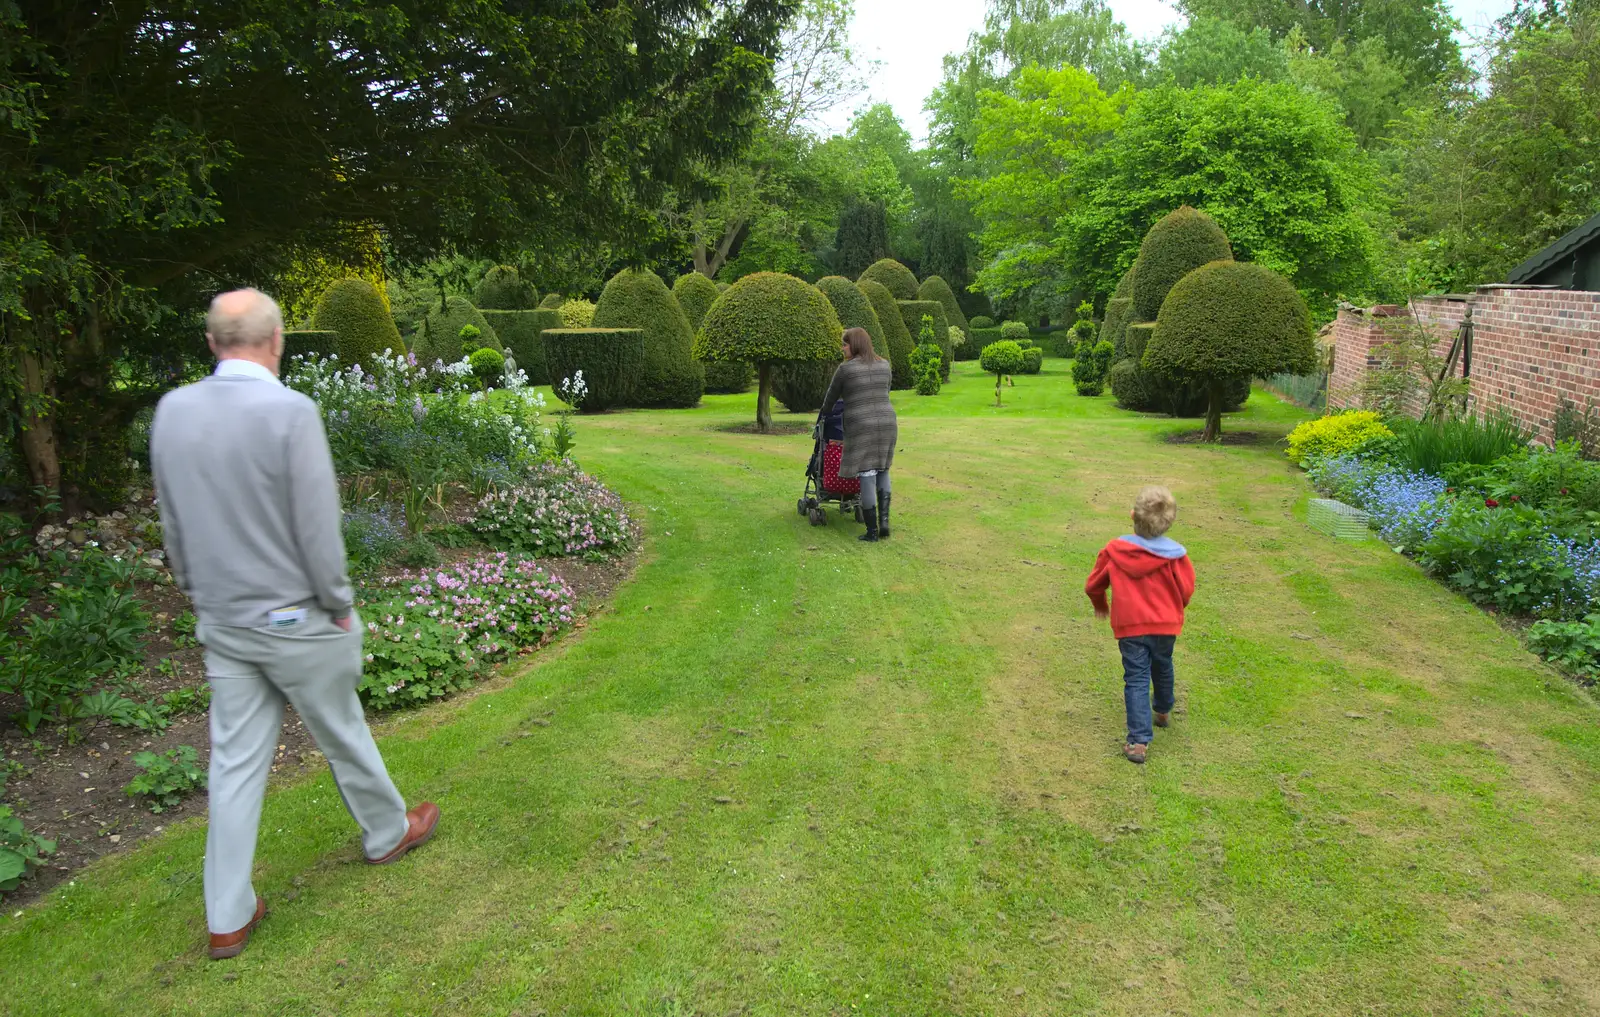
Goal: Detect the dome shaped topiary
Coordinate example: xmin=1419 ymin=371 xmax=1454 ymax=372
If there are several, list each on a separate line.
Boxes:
xmin=694 ymin=272 xmax=842 ymax=430
xmin=858 ymin=279 xmax=914 ymax=389
xmin=473 ymin=265 xmax=538 ymax=310
xmin=592 ymin=268 xmax=704 ymax=408
xmin=858 ymin=258 xmax=919 ymax=300
xmin=969 ymin=315 xmax=995 ymax=330
xmin=999 ymin=320 xmax=1030 ymax=342
xmin=468 ymin=346 xmax=506 ymax=387
xmin=1144 ymin=259 xmax=1312 ymax=438
xmin=413 ymin=296 xmax=500 ymax=367
xmin=917 ymin=275 xmax=969 ymax=339
xmin=980 ymin=340 xmax=1026 ymax=405
xmin=676 ymin=272 xmax=751 ymax=393
xmin=558 ymin=298 xmax=595 ymax=328
xmin=1131 ymin=206 xmax=1233 ymax=322
xmin=310 ymin=278 xmax=405 ymax=369
xmin=816 ymin=276 xmax=887 ymax=358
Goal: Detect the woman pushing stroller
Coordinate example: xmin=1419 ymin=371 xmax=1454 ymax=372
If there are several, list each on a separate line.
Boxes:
xmin=821 ymin=327 xmax=898 ymax=542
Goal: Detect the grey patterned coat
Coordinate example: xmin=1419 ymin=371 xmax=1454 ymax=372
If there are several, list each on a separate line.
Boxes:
xmin=821 ymin=357 xmax=897 ymax=477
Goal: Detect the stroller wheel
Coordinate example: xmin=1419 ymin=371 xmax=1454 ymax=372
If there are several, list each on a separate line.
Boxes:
xmin=797 ymin=497 xmax=807 ymax=517
xmin=808 ymin=507 xmax=825 ymax=526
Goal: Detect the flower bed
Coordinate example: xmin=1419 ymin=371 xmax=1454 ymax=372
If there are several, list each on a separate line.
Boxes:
xmin=358 ymin=553 xmax=576 ymax=709
xmin=469 ymin=459 xmax=633 ymax=557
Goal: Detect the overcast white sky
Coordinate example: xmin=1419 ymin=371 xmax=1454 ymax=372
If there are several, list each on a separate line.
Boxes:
xmin=827 ymin=0 xmax=1519 ymax=142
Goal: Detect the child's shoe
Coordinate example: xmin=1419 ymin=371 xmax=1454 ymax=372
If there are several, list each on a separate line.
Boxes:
xmin=1154 ymin=712 xmax=1170 ymax=728
xmin=1123 ymin=743 xmax=1147 ymax=764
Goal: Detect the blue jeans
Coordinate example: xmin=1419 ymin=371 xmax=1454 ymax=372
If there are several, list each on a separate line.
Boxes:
xmin=1119 ymin=635 xmax=1176 ymax=746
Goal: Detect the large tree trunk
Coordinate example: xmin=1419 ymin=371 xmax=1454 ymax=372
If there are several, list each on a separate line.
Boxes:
xmin=756 ymin=363 xmax=772 ymax=432
xmin=13 ymin=344 xmax=61 ymax=516
xmin=1203 ymin=379 xmax=1223 ymax=442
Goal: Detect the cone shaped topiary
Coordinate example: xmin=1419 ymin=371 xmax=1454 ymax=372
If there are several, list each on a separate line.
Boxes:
xmin=858 ymin=279 xmax=914 ymax=389
xmin=676 ymin=272 xmax=751 ymax=393
xmin=858 ymin=258 xmax=919 ymax=300
xmin=414 ymin=296 xmax=501 ymax=367
xmin=1131 ymin=206 xmax=1233 ymax=322
xmin=538 ymin=292 xmax=565 ymax=309
xmin=898 ymin=300 xmax=950 ymax=380
xmin=815 ymin=277 xmax=887 ymax=358
xmin=694 ymin=272 xmax=842 ymax=431
xmin=591 ymin=268 xmax=703 ymax=407
xmin=917 ymin=275 xmax=969 ymax=341
xmin=1145 ymin=259 xmax=1315 ymax=439
xmin=474 ymin=265 xmax=538 ymax=310
xmin=481 ymin=308 xmax=562 ymax=384
xmin=310 ymin=278 xmax=404 ymax=369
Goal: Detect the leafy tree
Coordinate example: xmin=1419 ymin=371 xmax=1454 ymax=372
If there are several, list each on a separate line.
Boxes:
xmin=1155 ymin=17 xmax=1288 ymax=86
xmin=835 ymin=201 xmax=892 ymax=279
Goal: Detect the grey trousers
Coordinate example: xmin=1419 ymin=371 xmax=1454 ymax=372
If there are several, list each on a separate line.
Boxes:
xmin=199 ymin=608 xmax=408 ymax=933
xmin=858 ymin=468 xmax=891 ymax=506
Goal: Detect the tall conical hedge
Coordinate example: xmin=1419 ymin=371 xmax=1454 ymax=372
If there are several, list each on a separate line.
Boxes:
xmin=676 ymin=272 xmax=751 ymax=393
xmin=413 ymin=296 xmax=500 ymax=367
xmin=473 ymin=265 xmax=538 ymax=310
xmin=815 ymin=276 xmax=887 ymax=358
xmin=858 ymin=258 xmax=919 ymax=300
xmin=917 ymin=275 xmax=969 ymax=340
xmin=1131 ymin=206 xmax=1233 ymax=322
xmin=481 ymin=308 xmax=562 ymax=384
xmin=592 ymin=268 xmax=704 ymax=408
xmin=309 ymin=278 xmax=404 ymax=369
xmin=858 ymin=278 xmax=914 ymax=389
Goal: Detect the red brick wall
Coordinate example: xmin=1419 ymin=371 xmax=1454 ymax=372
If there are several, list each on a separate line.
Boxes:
xmin=1328 ymin=289 xmax=1600 ymax=444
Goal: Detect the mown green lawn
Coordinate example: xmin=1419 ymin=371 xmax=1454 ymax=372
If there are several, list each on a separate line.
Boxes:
xmin=5 ymin=359 xmax=1598 ymax=1016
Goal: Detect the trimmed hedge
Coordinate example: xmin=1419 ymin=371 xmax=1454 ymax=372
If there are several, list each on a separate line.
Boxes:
xmin=474 ymin=265 xmax=537 ymax=310
xmin=541 ymin=328 xmax=644 ymax=412
xmin=481 ymin=308 xmax=561 ymax=385
xmin=1131 ymin=206 xmax=1233 ymax=322
xmin=673 ymin=272 xmax=721 ymax=332
xmin=858 ymin=258 xmax=919 ymax=300
xmin=970 ymin=315 xmax=995 ymax=329
xmin=773 ymin=357 xmax=843 ymax=413
xmin=967 ymin=327 xmax=1003 ymax=359
xmin=899 ymin=300 xmax=950 ymax=380
xmin=1125 ymin=322 xmax=1156 ymax=361
xmin=917 ymin=275 xmax=969 ymax=341
xmin=592 ymin=268 xmax=703 ymax=408
xmin=856 ymin=279 xmax=914 ymax=390
xmin=1145 ymin=259 xmax=1317 ymax=382
xmin=1102 ymin=297 xmax=1135 ymax=359
xmin=310 ymin=278 xmax=404 ymax=369
xmin=816 ymin=276 xmax=888 ymax=358
xmin=1020 ymin=347 xmax=1044 ymax=374
xmin=538 ymin=292 xmax=565 ymax=309
xmin=413 ymin=296 xmax=500 ymax=367
xmin=1109 ymin=358 xmax=1155 ymax=410
xmin=284 ymin=330 xmax=338 ymax=362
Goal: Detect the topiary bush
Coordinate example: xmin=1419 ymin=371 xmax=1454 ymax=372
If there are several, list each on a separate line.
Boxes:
xmin=1020 ymin=347 xmax=1044 ymax=374
xmin=592 ymin=268 xmax=704 ymax=408
xmin=858 ymin=278 xmax=914 ymax=390
xmin=999 ymin=320 xmax=1029 ymax=342
xmin=558 ymin=298 xmax=595 ymax=328
xmin=539 ymin=292 xmax=565 ymax=310
xmin=911 ymin=342 xmax=942 ymax=395
xmin=469 ymin=347 xmax=506 ymax=387
xmin=310 ymin=278 xmax=405 ymax=369
xmin=898 ymin=300 xmax=950 ymax=380
xmin=541 ymin=328 xmax=644 ymax=413
xmin=1285 ymin=410 xmax=1394 ymax=466
xmin=473 ymin=265 xmax=537 ymax=310
xmin=773 ymin=358 xmax=842 ymax=413
xmin=693 ymin=272 xmax=842 ymax=431
xmin=970 ymin=315 xmax=995 ymax=330
xmin=673 ymin=272 xmax=721 ymax=332
xmin=858 ymin=258 xmax=919 ymax=300
xmin=1131 ymin=205 xmax=1233 ymax=322
xmin=980 ymin=341 xmax=1026 ymax=405
xmin=1145 ymin=259 xmax=1315 ymax=439
xmin=1114 ymin=322 xmax=1251 ymax=415
xmin=284 ymin=330 xmax=338 ymax=362
xmin=1072 ymin=339 xmax=1115 ymax=396
xmin=1102 ymin=297 xmax=1135 ymax=359
xmin=1109 ymin=358 xmax=1155 ymax=409
xmin=917 ymin=275 xmax=969 ymax=343
xmin=816 ymin=276 xmax=888 ymax=358
xmin=480 ymin=308 xmax=561 ymax=385
xmin=413 ymin=296 xmax=500 ymax=367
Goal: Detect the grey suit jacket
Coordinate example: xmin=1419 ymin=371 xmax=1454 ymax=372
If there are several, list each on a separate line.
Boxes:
xmin=150 ymin=368 xmax=353 ymax=628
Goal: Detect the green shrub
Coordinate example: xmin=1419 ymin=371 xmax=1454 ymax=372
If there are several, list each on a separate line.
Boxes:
xmin=816 ymin=276 xmax=888 ymax=357
xmin=124 ymin=745 xmax=206 ymax=813
xmin=980 ymin=340 xmax=1026 ymax=405
xmin=858 ymin=258 xmax=919 ymax=300
xmin=898 ymin=300 xmax=950 ymax=380
xmin=917 ymin=275 xmax=969 ymax=341
xmin=1285 ymin=411 xmax=1394 ymax=466
xmin=1109 ymin=357 xmax=1157 ymax=410
xmin=1145 ymin=259 xmax=1314 ymax=438
xmin=469 ymin=347 xmax=506 ymax=387
xmin=1124 ymin=322 xmax=1155 ymax=360
xmin=1527 ymin=614 xmax=1600 ymax=679
xmin=311 ymin=278 xmax=405 ymax=369
xmin=717 ymin=281 xmax=731 ymax=292
xmin=999 ymin=320 xmax=1029 ymax=342
xmin=413 ymin=296 xmax=500 ymax=367
xmin=1102 ymin=297 xmax=1135 ymax=359
xmin=858 ymin=279 xmax=915 ymax=389
xmin=970 ymin=315 xmax=995 ymax=329
xmin=1388 ymin=413 xmax=1530 ymax=475
xmin=481 ymin=308 xmax=561 ymax=385
xmin=912 ymin=343 xmax=943 ymax=395
xmin=773 ymin=358 xmax=842 ymax=413
xmin=948 ymin=326 xmax=966 ymax=356
xmin=0 ymin=802 xmax=54 ymax=893
xmin=558 ymin=298 xmax=595 ymax=328
xmin=693 ymin=272 xmax=842 ymax=430
xmin=673 ymin=272 xmax=721 ymax=331
xmin=473 ymin=265 xmax=537 ymax=310
xmin=283 ymin=330 xmax=338 ymax=362
xmin=1131 ymin=205 xmax=1234 ymax=321
xmin=1020 ymin=347 xmax=1043 ymax=374
xmin=539 ymin=292 xmax=565 ymax=309
xmin=1445 ymin=442 xmax=1600 ymax=513
xmin=593 ymin=268 xmax=704 ymax=408
xmin=703 ymin=362 xmax=754 ymax=393
xmin=541 ymin=328 xmax=645 ymax=412
xmin=1072 ymin=340 xmax=1115 ymax=396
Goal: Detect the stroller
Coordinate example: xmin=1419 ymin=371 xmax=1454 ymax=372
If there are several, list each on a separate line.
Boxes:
xmin=797 ymin=399 xmax=863 ymax=527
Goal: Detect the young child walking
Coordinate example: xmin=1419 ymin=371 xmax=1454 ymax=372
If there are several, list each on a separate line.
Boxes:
xmin=1084 ymin=486 xmax=1196 ymax=764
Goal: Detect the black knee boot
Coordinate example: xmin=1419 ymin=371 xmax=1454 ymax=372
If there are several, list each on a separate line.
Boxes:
xmin=877 ymin=491 xmax=891 ymax=538
xmin=858 ymin=506 xmax=879 ymax=542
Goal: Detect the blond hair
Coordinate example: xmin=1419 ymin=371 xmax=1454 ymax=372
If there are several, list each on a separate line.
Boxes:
xmin=1132 ymin=486 xmax=1177 ymax=538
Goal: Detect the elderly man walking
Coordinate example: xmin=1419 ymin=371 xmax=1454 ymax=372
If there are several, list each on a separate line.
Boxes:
xmin=151 ymin=288 xmax=439 ymax=960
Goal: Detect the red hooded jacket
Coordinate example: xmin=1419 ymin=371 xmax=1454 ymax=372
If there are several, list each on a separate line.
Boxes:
xmin=1084 ymin=535 xmax=1195 ymax=639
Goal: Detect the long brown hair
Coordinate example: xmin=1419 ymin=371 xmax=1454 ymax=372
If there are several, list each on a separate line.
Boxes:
xmin=842 ymin=327 xmax=878 ymax=362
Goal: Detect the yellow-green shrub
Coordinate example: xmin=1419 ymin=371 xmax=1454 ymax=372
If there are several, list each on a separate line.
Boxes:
xmin=1285 ymin=410 xmax=1394 ymax=466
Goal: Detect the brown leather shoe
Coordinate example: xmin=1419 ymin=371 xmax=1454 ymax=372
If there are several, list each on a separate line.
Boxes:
xmin=1154 ymin=712 xmax=1170 ymax=728
xmin=209 ymin=895 xmax=268 ymax=960
xmin=366 ymin=802 xmax=440 ymax=865
xmin=1123 ymin=743 xmax=1147 ymax=764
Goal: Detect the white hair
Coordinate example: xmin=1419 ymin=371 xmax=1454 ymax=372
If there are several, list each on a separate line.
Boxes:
xmin=206 ymin=288 xmax=283 ymax=350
